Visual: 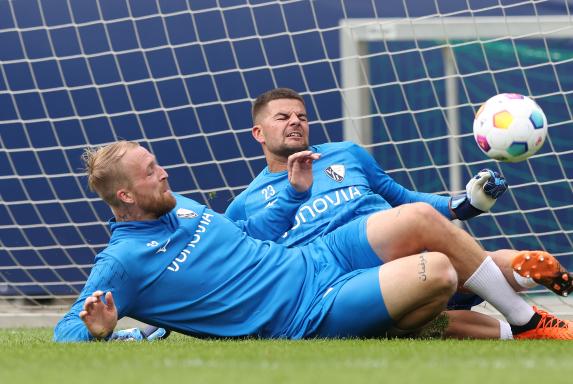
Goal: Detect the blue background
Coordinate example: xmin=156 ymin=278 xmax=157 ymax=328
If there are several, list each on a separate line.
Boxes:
xmin=0 ymin=0 xmax=572 ymax=297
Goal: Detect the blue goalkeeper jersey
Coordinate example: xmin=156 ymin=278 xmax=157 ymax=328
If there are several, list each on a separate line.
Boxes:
xmin=54 ymin=187 xmax=357 ymax=342
xmin=225 ymin=141 xmax=453 ymax=247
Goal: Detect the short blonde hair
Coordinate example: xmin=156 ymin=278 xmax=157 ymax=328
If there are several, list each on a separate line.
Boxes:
xmin=82 ymin=141 xmax=140 ymax=207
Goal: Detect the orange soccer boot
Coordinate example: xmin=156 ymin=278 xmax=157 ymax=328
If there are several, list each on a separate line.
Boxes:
xmin=512 ymin=250 xmax=573 ymax=297
xmin=513 ymin=306 xmax=573 ymax=340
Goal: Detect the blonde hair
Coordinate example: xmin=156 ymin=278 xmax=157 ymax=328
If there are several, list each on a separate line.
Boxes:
xmin=82 ymin=141 xmax=140 ymax=207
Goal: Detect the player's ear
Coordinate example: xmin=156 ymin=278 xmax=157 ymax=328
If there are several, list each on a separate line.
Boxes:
xmin=117 ymin=189 xmax=134 ymax=204
xmin=252 ymin=124 xmax=265 ymax=144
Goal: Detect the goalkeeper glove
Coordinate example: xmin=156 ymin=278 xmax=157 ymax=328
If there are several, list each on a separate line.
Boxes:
xmin=450 ymin=168 xmax=508 ymax=220
xmin=108 ymin=325 xmax=170 ymax=341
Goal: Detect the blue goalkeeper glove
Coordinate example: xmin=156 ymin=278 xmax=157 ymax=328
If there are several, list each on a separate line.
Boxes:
xmin=108 ymin=326 xmax=170 ymax=341
xmin=450 ymin=168 xmax=508 ymax=220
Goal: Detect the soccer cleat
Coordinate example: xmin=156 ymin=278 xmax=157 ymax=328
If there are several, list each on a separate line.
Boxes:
xmin=513 ymin=307 xmax=573 ymax=340
xmin=512 ymin=250 xmax=573 ymax=297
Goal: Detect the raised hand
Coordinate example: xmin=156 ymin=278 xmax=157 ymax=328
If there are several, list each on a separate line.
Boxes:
xmin=79 ymin=290 xmax=118 ymax=339
xmin=287 ymin=150 xmax=321 ymax=193
xmin=451 ymin=168 xmax=508 ymax=220
xmin=466 ymin=168 xmax=508 ymax=211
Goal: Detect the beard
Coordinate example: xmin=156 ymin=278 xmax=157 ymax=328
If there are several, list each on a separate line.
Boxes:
xmin=272 ymin=141 xmax=309 ymax=159
xmin=136 ymin=190 xmax=177 ymax=218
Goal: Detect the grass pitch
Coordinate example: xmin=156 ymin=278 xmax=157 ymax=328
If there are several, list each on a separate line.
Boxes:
xmin=1 ymin=328 xmax=569 ymax=384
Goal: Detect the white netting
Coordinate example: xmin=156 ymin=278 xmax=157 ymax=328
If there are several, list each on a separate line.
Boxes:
xmin=0 ymin=0 xmax=571 ymax=319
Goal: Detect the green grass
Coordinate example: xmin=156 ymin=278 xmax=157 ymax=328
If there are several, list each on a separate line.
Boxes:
xmin=1 ymin=328 xmax=569 ymax=384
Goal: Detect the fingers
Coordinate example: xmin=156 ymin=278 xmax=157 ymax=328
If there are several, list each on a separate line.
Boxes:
xmin=105 ymin=291 xmax=115 ymax=310
xmin=82 ymin=290 xmax=109 ymax=312
xmin=287 ymin=150 xmax=320 ymax=166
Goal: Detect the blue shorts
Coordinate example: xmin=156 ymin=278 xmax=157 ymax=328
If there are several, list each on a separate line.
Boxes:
xmin=310 ymin=266 xmax=394 ymax=338
xmin=303 ymin=215 xmax=394 ymax=338
xmin=320 ymin=214 xmax=381 ymax=272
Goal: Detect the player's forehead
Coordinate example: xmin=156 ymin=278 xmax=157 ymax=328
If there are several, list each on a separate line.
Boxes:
xmin=121 ymin=146 xmax=155 ymax=170
xmin=265 ymin=98 xmax=306 ymax=115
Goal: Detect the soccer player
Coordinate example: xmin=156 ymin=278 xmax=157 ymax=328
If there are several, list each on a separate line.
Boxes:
xmin=53 ymin=141 xmax=461 ymax=342
xmin=223 ymin=88 xmax=572 ymax=340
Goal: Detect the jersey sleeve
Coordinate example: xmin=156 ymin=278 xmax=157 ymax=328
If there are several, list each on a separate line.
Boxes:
xmin=53 ymin=256 xmax=134 ymax=343
xmin=347 ymin=143 xmax=454 ymax=219
xmin=225 ymin=188 xmax=248 ymax=221
xmin=232 ymin=184 xmax=309 ymax=240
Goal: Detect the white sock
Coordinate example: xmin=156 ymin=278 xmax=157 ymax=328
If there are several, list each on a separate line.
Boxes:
xmin=512 ymin=271 xmax=538 ymax=289
xmin=498 ymin=319 xmax=513 ymax=340
xmin=463 ymin=256 xmax=535 ymax=326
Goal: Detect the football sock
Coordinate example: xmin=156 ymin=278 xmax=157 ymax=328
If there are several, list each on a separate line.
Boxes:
xmin=499 ymin=319 xmax=513 ymax=340
xmin=509 ymin=312 xmax=542 ymax=335
xmin=463 ymin=256 xmax=535 ymax=326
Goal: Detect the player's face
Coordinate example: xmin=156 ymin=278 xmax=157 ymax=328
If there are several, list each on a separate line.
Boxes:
xmin=120 ymin=146 xmax=176 ymax=219
xmin=254 ymin=99 xmax=309 ymax=158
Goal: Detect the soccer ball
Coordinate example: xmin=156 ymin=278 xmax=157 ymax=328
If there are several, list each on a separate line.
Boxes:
xmin=473 ymin=93 xmax=547 ymax=162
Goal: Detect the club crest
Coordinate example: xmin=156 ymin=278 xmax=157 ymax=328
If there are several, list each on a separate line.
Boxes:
xmin=325 ymin=164 xmax=345 ymax=182
xmin=176 ymin=208 xmax=198 ymax=219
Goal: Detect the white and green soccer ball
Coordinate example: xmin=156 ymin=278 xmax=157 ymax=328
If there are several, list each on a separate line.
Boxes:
xmin=473 ymin=93 xmax=548 ymax=162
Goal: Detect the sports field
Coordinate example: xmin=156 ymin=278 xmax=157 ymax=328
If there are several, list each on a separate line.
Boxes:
xmin=0 ymin=328 xmax=568 ymax=384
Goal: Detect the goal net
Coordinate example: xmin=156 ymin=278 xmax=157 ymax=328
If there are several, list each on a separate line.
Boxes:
xmin=1 ymin=0 xmax=572 ymax=324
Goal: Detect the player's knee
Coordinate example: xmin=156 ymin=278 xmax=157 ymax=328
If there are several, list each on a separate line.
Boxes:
xmin=426 ymin=252 xmax=458 ymax=297
xmin=405 ymin=202 xmax=445 ymax=227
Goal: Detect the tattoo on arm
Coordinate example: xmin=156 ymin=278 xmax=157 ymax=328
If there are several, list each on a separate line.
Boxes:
xmin=418 ymin=254 xmax=427 ymax=281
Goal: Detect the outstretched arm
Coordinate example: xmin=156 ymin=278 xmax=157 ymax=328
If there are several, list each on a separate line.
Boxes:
xmin=54 ymin=258 xmax=131 ymax=342
xmin=347 ymin=143 xmax=507 ymax=220
xmin=235 ymin=150 xmax=320 ymax=240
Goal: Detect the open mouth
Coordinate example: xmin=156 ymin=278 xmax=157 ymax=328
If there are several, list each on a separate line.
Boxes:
xmin=286 ymin=132 xmax=303 ymax=138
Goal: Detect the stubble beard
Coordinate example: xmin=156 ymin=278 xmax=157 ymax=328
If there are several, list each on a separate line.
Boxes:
xmin=272 ymin=141 xmax=309 ymax=159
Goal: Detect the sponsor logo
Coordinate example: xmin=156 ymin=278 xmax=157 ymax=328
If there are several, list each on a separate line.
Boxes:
xmin=325 ymin=164 xmax=345 ymax=182
xmin=168 ymin=213 xmax=213 ymax=272
xmin=282 ymin=186 xmax=362 ymax=238
xmin=176 ymin=208 xmax=198 ymax=219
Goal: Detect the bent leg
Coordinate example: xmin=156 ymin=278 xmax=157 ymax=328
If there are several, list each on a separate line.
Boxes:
xmin=313 ymin=252 xmax=457 ymax=338
xmin=442 ymin=310 xmax=503 ymax=339
xmin=366 ymin=203 xmax=487 ymax=283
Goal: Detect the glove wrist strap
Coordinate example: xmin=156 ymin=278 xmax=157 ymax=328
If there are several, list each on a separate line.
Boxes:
xmin=450 ymin=194 xmax=484 ymax=220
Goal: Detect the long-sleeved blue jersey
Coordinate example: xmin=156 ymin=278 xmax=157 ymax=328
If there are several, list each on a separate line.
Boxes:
xmin=54 ymin=186 xmax=363 ymax=342
xmin=226 ymin=141 xmax=453 ymax=247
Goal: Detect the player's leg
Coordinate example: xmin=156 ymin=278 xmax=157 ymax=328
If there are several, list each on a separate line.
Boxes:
xmin=311 ymin=252 xmax=457 ymax=338
xmin=442 ymin=310 xmax=512 ymax=340
xmin=364 ymin=202 xmax=573 ymax=339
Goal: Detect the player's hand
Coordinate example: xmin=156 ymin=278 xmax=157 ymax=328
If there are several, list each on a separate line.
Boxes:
xmin=79 ymin=290 xmax=118 ymax=340
xmin=287 ymin=150 xmax=321 ymax=192
xmin=466 ymin=168 xmax=508 ymax=211
xmin=109 ymin=326 xmax=170 ymax=342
